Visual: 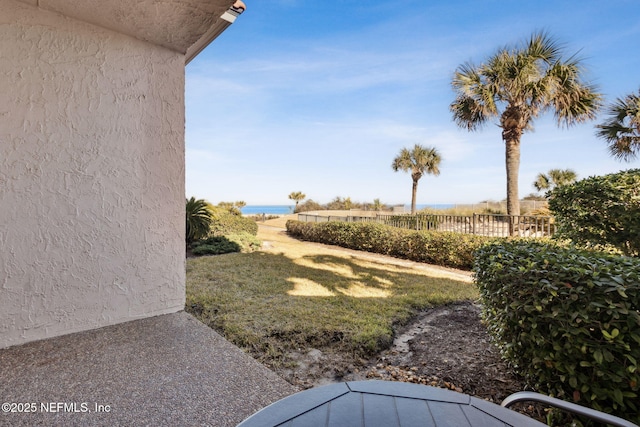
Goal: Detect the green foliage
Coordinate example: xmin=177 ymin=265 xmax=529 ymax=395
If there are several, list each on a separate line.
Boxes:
xmin=191 ymin=236 xmax=241 ymax=255
xmin=392 ymin=144 xmax=442 ymax=214
xmin=217 ymin=201 xmax=246 ymax=216
xmin=325 ymin=196 xmax=354 ymax=210
xmin=295 ymin=198 xmax=393 ymax=213
xmin=209 ymin=206 xmax=258 ymax=237
xmin=286 ymin=220 xmax=494 ymax=270
xmin=474 ymin=240 xmax=640 ymax=423
xmin=596 ymin=89 xmax=640 ymax=161
xmin=186 ymin=197 xmax=213 ymax=245
xmin=226 ymin=232 xmax=262 ymax=252
xmin=296 ymin=199 xmax=325 ymax=213
xmin=190 ymin=233 xmax=261 ymax=256
xmin=533 ymin=168 xmax=577 ymax=193
xmin=450 ymin=31 xmax=601 ymax=218
xmin=288 ymin=191 xmax=306 ymax=212
xmin=549 ymin=169 xmax=640 ymax=257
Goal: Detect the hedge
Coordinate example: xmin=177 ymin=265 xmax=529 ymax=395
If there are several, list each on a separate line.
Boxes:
xmin=549 ymin=168 xmax=640 ymax=257
xmin=209 ymin=206 xmax=258 ymax=236
xmin=474 ymin=240 xmax=640 ymax=423
xmin=286 ymin=220 xmax=495 ymax=270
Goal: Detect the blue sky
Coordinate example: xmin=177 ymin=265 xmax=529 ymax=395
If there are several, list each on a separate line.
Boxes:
xmin=186 ymin=0 xmax=640 ymax=206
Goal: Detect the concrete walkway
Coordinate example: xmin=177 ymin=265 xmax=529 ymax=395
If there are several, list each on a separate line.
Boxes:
xmin=0 ymin=312 xmax=297 ymax=426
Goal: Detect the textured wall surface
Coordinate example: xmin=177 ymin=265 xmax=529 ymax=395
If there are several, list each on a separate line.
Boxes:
xmin=15 ymin=0 xmax=235 ymax=54
xmin=0 ymin=0 xmax=186 ymax=348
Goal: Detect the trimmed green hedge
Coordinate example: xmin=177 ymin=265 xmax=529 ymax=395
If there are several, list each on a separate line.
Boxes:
xmin=474 ymin=240 xmax=640 ymax=423
xmin=549 ymin=168 xmax=640 ymax=257
xmin=286 ymin=220 xmax=494 ymax=270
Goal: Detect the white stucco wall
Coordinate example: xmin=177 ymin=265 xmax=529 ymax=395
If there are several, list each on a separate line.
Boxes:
xmin=0 ymin=0 xmax=186 ymax=348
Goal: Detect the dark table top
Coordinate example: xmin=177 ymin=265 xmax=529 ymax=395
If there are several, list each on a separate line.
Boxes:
xmin=237 ymin=380 xmax=545 ymax=427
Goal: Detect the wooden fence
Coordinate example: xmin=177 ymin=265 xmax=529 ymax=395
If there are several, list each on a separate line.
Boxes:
xmin=297 ymin=213 xmax=555 ymax=238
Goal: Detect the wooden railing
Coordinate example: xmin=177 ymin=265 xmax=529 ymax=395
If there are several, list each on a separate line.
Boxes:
xmin=297 ymin=213 xmax=555 ymax=238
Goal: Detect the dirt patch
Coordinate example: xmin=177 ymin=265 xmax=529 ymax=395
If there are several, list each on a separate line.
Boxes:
xmin=273 ymin=301 xmax=529 ymax=405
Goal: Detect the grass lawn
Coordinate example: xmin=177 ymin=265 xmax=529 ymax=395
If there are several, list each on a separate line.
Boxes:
xmin=186 ymin=224 xmax=478 ymax=365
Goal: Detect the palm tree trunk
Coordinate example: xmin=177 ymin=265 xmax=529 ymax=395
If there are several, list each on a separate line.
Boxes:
xmin=505 ymin=138 xmax=521 ymax=235
xmin=411 ymin=179 xmax=418 ymax=215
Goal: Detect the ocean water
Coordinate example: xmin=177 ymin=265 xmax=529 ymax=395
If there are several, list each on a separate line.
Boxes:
xmin=241 ymin=205 xmax=294 ymax=215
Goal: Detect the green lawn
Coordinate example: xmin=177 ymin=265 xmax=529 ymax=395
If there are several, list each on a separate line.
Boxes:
xmin=186 ymin=226 xmax=477 ymax=365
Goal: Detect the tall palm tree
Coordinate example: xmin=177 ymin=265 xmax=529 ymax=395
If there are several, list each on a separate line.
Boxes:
xmin=533 ymin=168 xmax=577 ymax=192
xmin=450 ymin=31 xmax=602 ymax=220
xmin=392 ymin=144 xmax=441 ymax=214
xmin=596 ymin=89 xmax=640 ymax=161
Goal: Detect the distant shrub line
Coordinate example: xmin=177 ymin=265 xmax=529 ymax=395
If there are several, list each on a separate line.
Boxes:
xmin=286 ymin=220 xmax=496 ymax=270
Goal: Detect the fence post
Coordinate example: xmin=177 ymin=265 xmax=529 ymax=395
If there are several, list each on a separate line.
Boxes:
xmin=472 ymin=213 xmax=477 ymax=235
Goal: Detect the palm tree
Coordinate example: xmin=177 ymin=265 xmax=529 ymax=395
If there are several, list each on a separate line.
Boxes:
xmin=596 ymin=89 xmax=640 ymax=161
xmin=450 ymin=31 xmax=602 ymax=220
xmin=217 ymin=201 xmax=244 ymax=216
xmin=288 ymin=191 xmax=306 ymax=212
xmin=392 ymin=144 xmax=441 ymax=214
xmin=533 ymin=168 xmax=577 ymax=192
xmin=186 ymin=197 xmax=213 ymax=245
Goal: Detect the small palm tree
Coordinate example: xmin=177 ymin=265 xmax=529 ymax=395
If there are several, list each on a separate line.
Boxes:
xmin=533 ymin=168 xmax=577 ymax=192
xmin=288 ymin=191 xmax=306 ymax=212
xmin=392 ymin=144 xmax=441 ymax=214
xmin=186 ymin=197 xmax=213 ymax=245
xmin=450 ymin=31 xmax=602 ymax=219
xmin=596 ymin=89 xmax=640 ymax=161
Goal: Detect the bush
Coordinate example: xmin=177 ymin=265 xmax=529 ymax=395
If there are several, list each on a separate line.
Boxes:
xmin=286 ymin=220 xmax=494 ymax=270
xmin=226 ymin=232 xmax=262 ymax=252
xmin=474 ymin=240 xmax=640 ymax=423
xmin=209 ymin=206 xmax=258 ymax=236
xmin=295 ymin=199 xmax=325 ymax=213
xmin=191 ymin=236 xmax=241 ymax=255
xmin=549 ymin=169 xmax=640 ymax=257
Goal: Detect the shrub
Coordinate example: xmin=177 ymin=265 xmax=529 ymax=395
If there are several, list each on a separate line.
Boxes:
xmin=226 ymin=232 xmax=262 ymax=252
xmin=295 ymin=199 xmax=325 ymax=213
xmin=209 ymin=206 xmax=258 ymax=236
xmin=549 ymin=169 xmax=640 ymax=257
xmin=286 ymin=220 xmax=494 ymax=270
xmin=186 ymin=197 xmax=213 ymax=245
xmin=191 ymin=236 xmax=241 ymax=255
xmin=474 ymin=240 xmax=640 ymax=423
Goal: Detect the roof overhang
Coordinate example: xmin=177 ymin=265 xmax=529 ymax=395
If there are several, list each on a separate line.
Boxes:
xmin=16 ymin=0 xmax=245 ymax=63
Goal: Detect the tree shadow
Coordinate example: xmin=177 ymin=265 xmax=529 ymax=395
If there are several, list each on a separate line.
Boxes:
xmin=186 ymin=250 xmax=477 ymax=357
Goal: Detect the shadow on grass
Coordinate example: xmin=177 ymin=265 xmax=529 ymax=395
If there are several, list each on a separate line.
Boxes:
xmin=186 ymin=251 xmax=477 ymax=358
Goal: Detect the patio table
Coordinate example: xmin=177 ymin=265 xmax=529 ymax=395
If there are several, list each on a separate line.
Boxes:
xmin=237 ymin=380 xmax=545 ymax=426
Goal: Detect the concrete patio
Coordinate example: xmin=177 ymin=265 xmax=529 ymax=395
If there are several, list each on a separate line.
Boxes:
xmin=0 ymin=312 xmax=297 ymax=426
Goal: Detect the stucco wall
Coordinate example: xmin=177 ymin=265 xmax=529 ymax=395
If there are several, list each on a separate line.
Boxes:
xmin=0 ymin=0 xmax=186 ymax=348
